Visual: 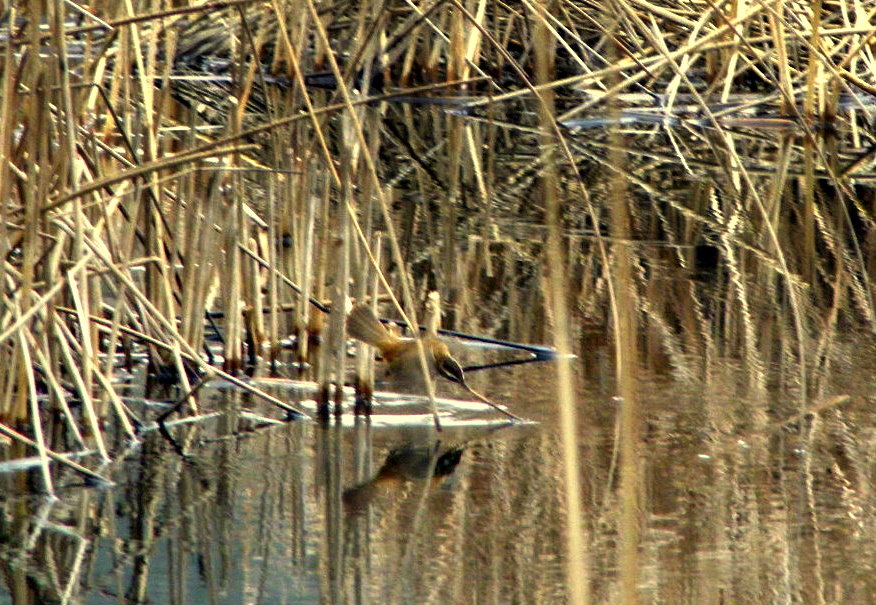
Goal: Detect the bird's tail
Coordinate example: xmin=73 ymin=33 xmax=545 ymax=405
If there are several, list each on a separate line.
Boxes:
xmin=347 ymin=303 xmax=393 ymax=348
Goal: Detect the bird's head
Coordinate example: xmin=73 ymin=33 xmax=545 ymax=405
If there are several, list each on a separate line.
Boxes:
xmin=435 ymin=354 xmax=465 ymax=385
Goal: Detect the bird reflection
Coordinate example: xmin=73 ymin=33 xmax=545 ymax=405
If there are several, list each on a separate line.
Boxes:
xmin=343 ymin=443 xmax=464 ymax=514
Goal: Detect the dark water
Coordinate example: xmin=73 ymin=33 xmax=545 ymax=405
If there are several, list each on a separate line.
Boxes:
xmin=3 ymin=341 xmax=876 ymax=604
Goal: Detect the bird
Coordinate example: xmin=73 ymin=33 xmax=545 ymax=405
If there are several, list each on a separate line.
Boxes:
xmin=346 ymin=296 xmax=522 ymax=421
xmin=346 ymin=302 xmax=462 ymax=392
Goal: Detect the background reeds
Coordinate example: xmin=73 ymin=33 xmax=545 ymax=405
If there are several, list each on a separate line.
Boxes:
xmin=1 ymin=0 xmax=875 ymax=602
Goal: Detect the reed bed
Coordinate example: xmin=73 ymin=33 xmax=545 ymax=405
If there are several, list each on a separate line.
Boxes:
xmin=1 ymin=0 xmax=875 ymax=602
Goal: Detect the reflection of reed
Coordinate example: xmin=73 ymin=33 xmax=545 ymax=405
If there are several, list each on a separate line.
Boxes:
xmin=607 ymin=49 xmax=641 ymax=605
xmin=4 ymin=378 xmax=876 ymax=603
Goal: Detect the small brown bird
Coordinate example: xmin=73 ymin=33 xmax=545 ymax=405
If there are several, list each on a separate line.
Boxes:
xmin=346 ymin=299 xmax=522 ymax=421
xmin=346 ymin=302 xmax=462 ymax=392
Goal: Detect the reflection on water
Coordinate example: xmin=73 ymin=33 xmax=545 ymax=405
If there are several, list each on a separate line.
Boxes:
xmin=2 ymin=350 xmax=876 ymax=604
xmin=342 ymin=443 xmax=464 ymax=514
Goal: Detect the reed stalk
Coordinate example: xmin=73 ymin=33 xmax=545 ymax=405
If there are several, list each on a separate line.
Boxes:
xmin=1 ymin=14 xmax=874 ymax=598
xmin=302 ymin=0 xmax=444 ymax=428
xmin=534 ymin=2 xmax=589 ymax=603
xmin=608 ymin=65 xmax=641 ymax=605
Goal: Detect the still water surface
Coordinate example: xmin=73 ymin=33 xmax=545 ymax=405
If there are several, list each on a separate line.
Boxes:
xmin=4 ymin=340 xmax=875 ymax=604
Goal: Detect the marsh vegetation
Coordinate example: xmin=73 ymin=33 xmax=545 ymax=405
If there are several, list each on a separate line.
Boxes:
xmin=1 ymin=0 xmax=876 ymax=603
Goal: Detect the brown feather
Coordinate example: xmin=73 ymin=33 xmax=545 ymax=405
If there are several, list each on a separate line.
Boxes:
xmin=346 ymin=303 xmax=395 ymax=349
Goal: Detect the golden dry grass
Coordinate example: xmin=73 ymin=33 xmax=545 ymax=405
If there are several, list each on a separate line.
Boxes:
xmin=1 ymin=1 xmax=875 ymax=602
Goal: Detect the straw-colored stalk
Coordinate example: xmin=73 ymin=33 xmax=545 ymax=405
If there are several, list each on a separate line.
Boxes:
xmin=609 ymin=99 xmax=641 ymax=605
xmin=302 ymin=0 xmax=443 ymax=428
xmin=534 ymin=1 xmax=590 ymax=604
xmin=803 ymin=0 xmax=824 ymax=120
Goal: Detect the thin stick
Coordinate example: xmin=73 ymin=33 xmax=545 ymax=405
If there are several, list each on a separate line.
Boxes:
xmin=459 ymin=380 xmax=523 ymax=423
xmin=0 ymin=422 xmax=111 ymax=485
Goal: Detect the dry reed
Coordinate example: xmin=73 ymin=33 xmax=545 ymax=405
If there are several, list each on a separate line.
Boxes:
xmin=1 ymin=0 xmax=874 ymax=601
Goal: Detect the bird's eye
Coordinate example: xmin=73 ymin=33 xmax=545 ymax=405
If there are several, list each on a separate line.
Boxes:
xmin=437 ymin=358 xmax=464 ymax=384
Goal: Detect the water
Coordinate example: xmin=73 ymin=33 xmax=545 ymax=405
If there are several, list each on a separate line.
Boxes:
xmin=3 ymin=342 xmax=875 ymax=604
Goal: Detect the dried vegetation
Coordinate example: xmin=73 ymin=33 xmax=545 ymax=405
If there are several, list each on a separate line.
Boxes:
xmin=1 ymin=0 xmax=875 ymax=600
